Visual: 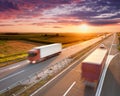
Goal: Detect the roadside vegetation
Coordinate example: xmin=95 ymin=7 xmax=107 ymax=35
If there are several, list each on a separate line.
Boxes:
xmin=0 ymin=40 xmax=39 ymax=67
xmin=117 ymin=32 xmax=120 ymax=50
xmin=0 ymin=33 xmax=100 ymax=67
xmin=0 ymin=38 xmax=104 ymax=96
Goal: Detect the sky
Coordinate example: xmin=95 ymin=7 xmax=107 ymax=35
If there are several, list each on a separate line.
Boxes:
xmin=0 ymin=0 xmax=120 ymax=33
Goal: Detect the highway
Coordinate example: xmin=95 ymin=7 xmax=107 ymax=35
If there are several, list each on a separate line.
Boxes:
xmin=0 ymin=35 xmax=105 ymax=92
xmin=100 ymin=54 xmax=120 ymax=96
xmin=97 ymin=33 xmax=120 ymax=96
xmin=30 ymin=34 xmax=116 ymax=96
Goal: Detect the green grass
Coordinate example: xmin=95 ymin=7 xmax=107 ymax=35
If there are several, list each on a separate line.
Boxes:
xmin=20 ymin=77 xmax=52 ymax=96
xmin=23 ymin=34 xmax=97 ymax=48
xmin=7 ymin=39 xmax=104 ymax=96
xmin=0 ymin=40 xmax=38 ymax=67
xmin=0 ymin=75 xmax=52 ymax=96
xmin=0 ymin=33 xmax=99 ymax=67
xmin=0 ymin=40 xmax=6 ymax=45
xmin=0 ymin=53 xmax=27 ymax=63
xmin=0 ymin=85 xmax=25 ymax=96
xmin=0 ymin=53 xmax=27 ymax=67
xmin=0 ymin=36 xmax=105 ymax=96
xmin=117 ymin=32 xmax=120 ymax=51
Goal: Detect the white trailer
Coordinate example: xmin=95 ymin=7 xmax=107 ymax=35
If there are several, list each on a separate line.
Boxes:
xmin=28 ymin=43 xmax=62 ymax=63
xmin=81 ymin=45 xmax=108 ymax=87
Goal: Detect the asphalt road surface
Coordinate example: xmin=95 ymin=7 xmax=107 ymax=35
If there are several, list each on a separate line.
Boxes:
xmin=99 ymin=33 xmax=120 ymax=96
xmin=0 ymin=35 xmax=106 ymax=92
xmin=31 ymin=34 xmax=115 ymax=96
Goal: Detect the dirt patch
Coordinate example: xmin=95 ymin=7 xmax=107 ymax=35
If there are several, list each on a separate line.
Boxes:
xmin=0 ymin=40 xmax=40 ymax=57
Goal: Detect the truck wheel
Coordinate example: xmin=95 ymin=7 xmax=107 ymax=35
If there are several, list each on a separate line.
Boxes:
xmin=84 ymin=81 xmax=95 ymax=88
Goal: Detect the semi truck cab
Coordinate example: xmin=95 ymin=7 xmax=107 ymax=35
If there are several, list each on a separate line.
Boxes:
xmin=28 ymin=49 xmax=40 ymax=63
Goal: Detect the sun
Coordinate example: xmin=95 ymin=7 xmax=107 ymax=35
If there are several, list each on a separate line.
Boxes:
xmin=79 ymin=24 xmax=89 ymax=33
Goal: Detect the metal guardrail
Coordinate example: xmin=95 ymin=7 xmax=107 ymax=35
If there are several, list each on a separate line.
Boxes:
xmin=0 ymin=57 xmax=73 ymax=96
xmin=0 ymin=34 xmax=109 ymax=96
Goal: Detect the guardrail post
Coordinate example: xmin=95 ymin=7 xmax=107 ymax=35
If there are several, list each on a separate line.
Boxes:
xmin=12 ymin=94 xmax=16 ymax=96
xmin=57 ymin=63 xmax=59 ymax=70
xmin=28 ymin=76 xmax=31 ymax=83
xmin=42 ymin=69 xmax=44 ymax=75
xmin=18 ymin=81 xmax=22 ymax=85
xmin=24 ymin=86 xmax=27 ymax=90
xmin=6 ymin=87 xmax=10 ymax=94
xmin=62 ymin=61 xmax=64 ymax=68
xmin=35 ymin=72 xmax=39 ymax=80
xmin=54 ymin=64 xmax=57 ymax=73
xmin=64 ymin=59 xmax=66 ymax=64
xmin=46 ymin=70 xmax=49 ymax=76
xmin=43 ymin=70 xmax=46 ymax=78
xmin=49 ymin=68 xmax=52 ymax=75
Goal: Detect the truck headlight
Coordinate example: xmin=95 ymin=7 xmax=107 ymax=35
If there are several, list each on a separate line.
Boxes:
xmin=32 ymin=61 xmax=36 ymax=64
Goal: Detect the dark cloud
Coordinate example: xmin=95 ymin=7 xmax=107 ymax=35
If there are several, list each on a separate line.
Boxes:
xmin=0 ymin=0 xmax=119 ymax=26
xmin=0 ymin=0 xmax=19 ymax=11
xmin=0 ymin=0 xmax=77 ymax=19
xmin=0 ymin=24 xmax=14 ymax=26
xmin=53 ymin=26 xmax=62 ymax=28
xmin=58 ymin=0 xmax=120 ymax=25
xmin=31 ymin=22 xmax=46 ymax=26
xmin=56 ymin=19 xmax=82 ymax=25
xmin=88 ymin=20 xmax=120 ymax=26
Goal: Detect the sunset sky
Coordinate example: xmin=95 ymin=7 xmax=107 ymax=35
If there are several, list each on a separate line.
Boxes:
xmin=0 ymin=0 xmax=120 ymax=33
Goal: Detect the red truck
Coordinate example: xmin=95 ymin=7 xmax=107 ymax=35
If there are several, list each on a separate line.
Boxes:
xmin=28 ymin=43 xmax=62 ymax=63
xmin=81 ymin=44 xmax=108 ymax=87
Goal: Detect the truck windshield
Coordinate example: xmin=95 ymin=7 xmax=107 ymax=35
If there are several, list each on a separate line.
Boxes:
xmin=28 ymin=52 xmax=37 ymax=57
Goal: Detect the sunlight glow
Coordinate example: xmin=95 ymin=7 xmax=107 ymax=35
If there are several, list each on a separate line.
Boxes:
xmin=79 ymin=24 xmax=89 ymax=33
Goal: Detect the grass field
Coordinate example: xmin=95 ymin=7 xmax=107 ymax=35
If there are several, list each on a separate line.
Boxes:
xmin=0 ymin=33 xmax=100 ymax=67
xmin=0 ymin=40 xmax=42 ymax=67
xmin=117 ymin=33 xmax=120 ymax=50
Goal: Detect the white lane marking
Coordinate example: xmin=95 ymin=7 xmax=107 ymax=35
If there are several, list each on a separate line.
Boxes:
xmin=108 ymin=34 xmax=116 ymax=55
xmin=63 ymin=81 xmax=76 ymax=96
xmin=0 ymin=69 xmax=8 ymax=73
xmin=112 ymin=44 xmax=117 ymax=46
xmin=30 ymin=44 xmax=99 ymax=96
xmin=0 ymin=70 xmax=24 ymax=82
xmin=9 ymin=65 xmax=21 ymax=70
xmin=95 ymin=34 xmax=116 ymax=96
xmin=95 ymin=55 xmax=114 ymax=96
xmin=30 ymin=59 xmax=79 ymax=96
xmin=0 ymin=60 xmax=29 ymax=73
xmin=0 ymin=65 xmax=21 ymax=73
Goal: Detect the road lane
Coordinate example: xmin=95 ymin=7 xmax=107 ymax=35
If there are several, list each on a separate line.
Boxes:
xmin=30 ymin=45 xmax=100 ymax=96
xmin=99 ymin=33 xmax=120 ymax=96
xmin=0 ymin=70 xmax=24 ymax=82
xmin=100 ymin=54 xmax=120 ymax=96
xmin=31 ymin=62 xmax=83 ymax=96
xmin=0 ymin=57 xmax=57 ymax=91
xmin=31 ymin=57 xmax=95 ymax=96
xmin=31 ymin=35 xmax=114 ymax=96
xmin=0 ymin=35 xmax=106 ymax=92
xmin=95 ymin=34 xmax=116 ymax=96
xmin=0 ymin=60 xmax=29 ymax=79
xmin=63 ymin=81 xmax=76 ymax=96
xmin=0 ymin=35 xmax=105 ymax=75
